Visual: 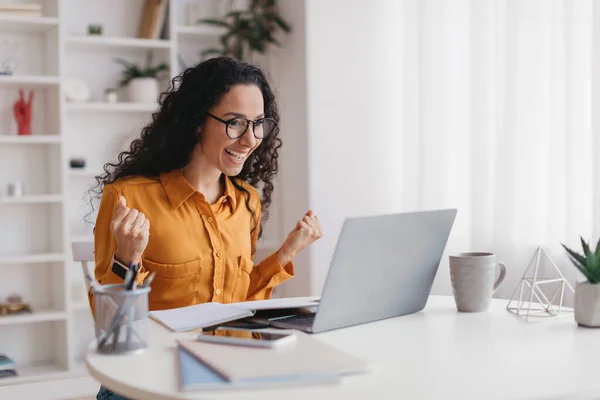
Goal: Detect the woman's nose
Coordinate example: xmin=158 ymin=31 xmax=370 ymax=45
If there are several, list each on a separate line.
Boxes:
xmin=240 ymin=128 xmax=257 ymax=147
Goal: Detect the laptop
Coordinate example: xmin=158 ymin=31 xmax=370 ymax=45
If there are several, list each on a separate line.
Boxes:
xmin=267 ymin=209 xmax=457 ymax=334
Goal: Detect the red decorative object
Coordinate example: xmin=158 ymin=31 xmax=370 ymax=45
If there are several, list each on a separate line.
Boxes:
xmin=13 ymin=89 xmax=34 ymax=136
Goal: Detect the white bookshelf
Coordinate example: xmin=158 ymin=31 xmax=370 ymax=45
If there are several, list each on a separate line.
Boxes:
xmin=67 ymin=169 xmax=103 ymax=177
xmin=0 ymin=194 xmax=63 ymax=205
xmin=0 ymin=364 xmax=76 ymax=386
xmin=0 ymin=15 xmax=59 ymax=33
xmin=0 ymin=135 xmax=62 ymax=144
xmin=0 ymin=75 xmax=60 ymax=87
xmin=66 ymin=35 xmax=171 ymax=50
xmin=0 ymin=0 xmax=283 ymax=387
xmin=66 ymin=101 xmax=158 ymax=112
xmin=0 ymin=310 xmax=67 ymax=326
xmin=176 ymin=24 xmax=224 ymax=38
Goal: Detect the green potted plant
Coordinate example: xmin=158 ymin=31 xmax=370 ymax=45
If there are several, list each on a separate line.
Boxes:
xmin=562 ymin=237 xmax=600 ymax=327
xmin=197 ymin=0 xmax=291 ymax=61
xmin=114 ymin=52 xmax=168 ymax=103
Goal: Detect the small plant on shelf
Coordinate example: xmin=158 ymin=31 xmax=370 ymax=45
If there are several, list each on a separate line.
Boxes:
xmin=113 ymin=52 xmax=168 ymax=88
xmin=113 ymin=52 xmax=168 ymax=103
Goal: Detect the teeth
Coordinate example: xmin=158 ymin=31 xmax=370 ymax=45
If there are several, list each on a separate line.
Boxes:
xmin=225 ymin=149 xmax=245 ymax=160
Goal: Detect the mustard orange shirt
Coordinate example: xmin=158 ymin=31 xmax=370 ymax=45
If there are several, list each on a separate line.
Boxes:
xmin=91 ymin=169 xmax=294 ymax=311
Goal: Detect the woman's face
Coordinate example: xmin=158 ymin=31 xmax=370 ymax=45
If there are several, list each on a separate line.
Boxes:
xmin=200 ymin=84 xmax=264 ymax=177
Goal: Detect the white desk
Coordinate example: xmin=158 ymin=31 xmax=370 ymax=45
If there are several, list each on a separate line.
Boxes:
xmin=86 ymin=296 xmax=600 ymax=400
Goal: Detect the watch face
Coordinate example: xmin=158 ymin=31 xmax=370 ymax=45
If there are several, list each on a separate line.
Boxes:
xmin=112 ymin=262 xmax=127 ymax=279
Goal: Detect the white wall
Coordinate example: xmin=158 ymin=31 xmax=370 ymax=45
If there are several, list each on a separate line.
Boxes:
xmin=304 ymin=0 xmax=409 ymax=295
xmin=273 ymin=0 xmax=311 ymax=297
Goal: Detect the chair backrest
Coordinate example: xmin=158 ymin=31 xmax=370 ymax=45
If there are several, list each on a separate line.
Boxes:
xmin=71 ymin=241 xmax=95 ymax=292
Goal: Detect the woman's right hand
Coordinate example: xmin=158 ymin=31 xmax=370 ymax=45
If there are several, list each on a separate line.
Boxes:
xmin=111 ymin=196 xmax=150 ymax=266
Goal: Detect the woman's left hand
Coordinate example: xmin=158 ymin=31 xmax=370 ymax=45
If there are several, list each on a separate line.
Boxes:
xmin=276 ymin=210 xmax=323 ymax=266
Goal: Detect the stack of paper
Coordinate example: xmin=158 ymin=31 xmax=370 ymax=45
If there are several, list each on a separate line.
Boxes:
xmin=149 ymin=302 xmax=253 ymax=332
xmin=149 ymin=297 xmax=321 ymax=332
xmin=177 ymin=346 xmax=339 ymax=391
xmin=176 ymin=330 xmax=370 ymax=392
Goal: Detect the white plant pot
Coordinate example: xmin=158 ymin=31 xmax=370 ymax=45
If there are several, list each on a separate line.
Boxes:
xmin=575 ymin=281 xmax=600 ymax=327
xmin=127 ymin=77 xmax=159 ymax=103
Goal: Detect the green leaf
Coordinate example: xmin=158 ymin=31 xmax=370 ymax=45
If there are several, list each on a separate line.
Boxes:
xmin=586 ymin=253 xmax=600 ymax=274
xmin=234 ymin=45 xmax=244 ymax=61
xmin=197 ymin=18 xmax=230 ymax=28
xmin=566 ymin=253 xmax=594 ymax=281
xmin=581 ymin=237 xmax=592 ymax=258
xmin=272 ymin=14 xmax=291 ymax=32
xmin=595 ymin=237 xmax=600 ymax=258
xmin=562 ymin=243 xmax=587 ymax=267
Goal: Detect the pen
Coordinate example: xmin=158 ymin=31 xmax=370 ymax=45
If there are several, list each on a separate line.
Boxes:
xmin=125 ymin=264 xmax=141 ymax=346
xmin=110 ymin=269 xmax=133 ymax=350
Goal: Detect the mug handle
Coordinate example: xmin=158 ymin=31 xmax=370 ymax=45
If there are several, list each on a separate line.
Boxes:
xmin=493 ymin=261 xmax=507 ymax=293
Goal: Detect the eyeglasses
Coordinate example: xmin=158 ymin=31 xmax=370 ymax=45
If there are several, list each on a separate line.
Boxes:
xmin=206 ymin=112 xmax=277 ymax=140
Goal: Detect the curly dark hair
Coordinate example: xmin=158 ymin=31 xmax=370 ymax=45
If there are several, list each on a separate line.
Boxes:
xmin=90 ymin=57 xmax=282 ymax=238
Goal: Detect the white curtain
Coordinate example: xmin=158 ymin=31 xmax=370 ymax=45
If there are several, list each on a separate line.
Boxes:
xmin=394 ymin=0 xmax=600 ymax=302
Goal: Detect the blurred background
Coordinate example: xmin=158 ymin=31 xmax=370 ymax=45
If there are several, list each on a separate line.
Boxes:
xmin=1 ymin=0 xmax=599 ymax=398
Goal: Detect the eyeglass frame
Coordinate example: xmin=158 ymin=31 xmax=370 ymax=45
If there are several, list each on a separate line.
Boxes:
xmin=205 ymin=112 xmax=277 ymax=140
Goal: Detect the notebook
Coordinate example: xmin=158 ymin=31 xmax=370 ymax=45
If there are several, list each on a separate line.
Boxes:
xmin=149 ymin=297 xmax=321 ymax=332
xmin=177 ymin=345 xmax=340 ymax=392
xmin=177 ymin=330 xmax=370 ymax=382
xmin=150 ymin=302 xmax=253 ymax=332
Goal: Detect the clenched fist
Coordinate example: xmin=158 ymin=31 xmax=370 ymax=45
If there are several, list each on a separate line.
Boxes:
xmin=276 ymin=210 xmax=323 ymax=266
xmin=111 ymin=196 xmax=149 ymax=266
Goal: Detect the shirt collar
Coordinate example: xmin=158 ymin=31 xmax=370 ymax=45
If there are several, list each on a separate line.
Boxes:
xmin=159 ymin=169 xmax=237 ymax=211
xmin=223 ymin=175 xmax=238 ymax=210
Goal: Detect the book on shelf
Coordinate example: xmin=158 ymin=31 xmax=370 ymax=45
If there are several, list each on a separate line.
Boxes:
xmin=0 ymin=355 xmax=16 ymax=378
xmin=0 ymin=369 xmax=17 ymax=379
xmin=137 ymin=0 xmax=168 ymax=39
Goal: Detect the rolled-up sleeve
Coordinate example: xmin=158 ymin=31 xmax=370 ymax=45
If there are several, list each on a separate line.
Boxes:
xmin=245 ymin=198 xmax=294 ymax=300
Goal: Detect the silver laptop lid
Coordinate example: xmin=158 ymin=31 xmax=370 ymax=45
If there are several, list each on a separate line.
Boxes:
xmin=312 ymin=209 xmax=457 ymax=333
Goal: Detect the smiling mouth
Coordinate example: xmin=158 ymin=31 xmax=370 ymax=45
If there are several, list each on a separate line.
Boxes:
xmin=224 ymin=148 xmax=247 ymax=162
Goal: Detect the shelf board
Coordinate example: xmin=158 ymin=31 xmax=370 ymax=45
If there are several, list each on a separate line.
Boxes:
xmin=0 ymin=310 xmax=67 ymax=326
xmin=66 ymin=35 xmax=171 ymax=50
xmin=0 ymin=364 xmax=71 ymax=386
xmin=68 ymin=168 xmax=104 ymax=178
xmin=0 ymin=194 xmax=63 ymax=205
xmin=0 ymin=253 xmax=64 ymax=265
xmin=65 ymin=101 xmax=158 ymax=113
xmin=0 ymin=15 xmax=59 ymax=33
xmin=0 ymin=75 xmax=60 ymax=88
xmin=0 ymin=135 xmax=61 ymax=144
xmin=177 ymin=25 xmax=225 ymax=38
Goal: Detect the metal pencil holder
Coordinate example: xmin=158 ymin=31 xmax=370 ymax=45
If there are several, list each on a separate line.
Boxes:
xmin=93 ymin=284 xmax=151 ymax=355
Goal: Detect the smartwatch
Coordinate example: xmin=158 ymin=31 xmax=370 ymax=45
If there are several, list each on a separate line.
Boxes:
xmin=112 ymin=256 xmax=138 ymax=280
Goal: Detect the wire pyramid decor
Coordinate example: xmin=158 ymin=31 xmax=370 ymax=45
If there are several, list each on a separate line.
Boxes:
xmin=506 ymin=246 xmax=575 ymax=322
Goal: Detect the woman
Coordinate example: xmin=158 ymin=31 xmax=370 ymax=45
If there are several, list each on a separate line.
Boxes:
xmin=92 ymin=57 xmax=322 ymax=400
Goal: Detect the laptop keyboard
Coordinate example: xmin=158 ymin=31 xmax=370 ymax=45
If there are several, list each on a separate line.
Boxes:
xmin=276 ymin=313 xmax=315 ymax=329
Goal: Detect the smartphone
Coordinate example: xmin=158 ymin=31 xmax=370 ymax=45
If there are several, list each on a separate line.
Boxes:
xmin=196 ymin=328 xmax=297 ymax=348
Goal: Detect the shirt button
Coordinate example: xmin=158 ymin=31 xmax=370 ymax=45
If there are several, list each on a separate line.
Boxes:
xmin=216 ymin=251 xmax=222 ymax=258
xmin=207 ymin=216 xmax=213 ymax=223
xmin=216 ymin=289 xmax=221 ymax=295
xmin=274 ymin=276 xmax=280 ymax=282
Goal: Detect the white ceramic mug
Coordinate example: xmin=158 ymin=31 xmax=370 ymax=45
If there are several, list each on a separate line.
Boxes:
xmin=449 ymin=252 xmax=506 ymax=312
